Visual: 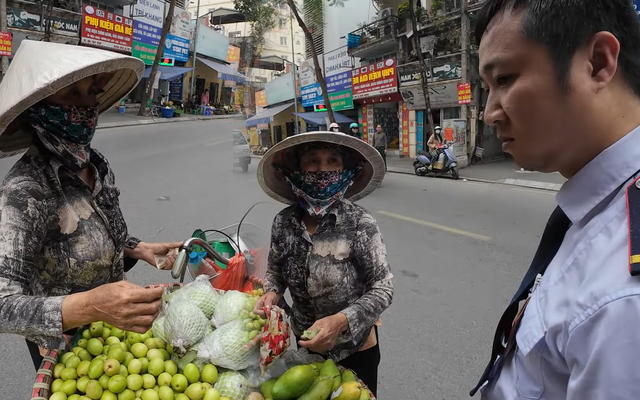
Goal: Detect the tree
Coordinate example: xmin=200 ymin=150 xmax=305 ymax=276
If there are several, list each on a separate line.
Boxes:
xmin=138 ymin=0 xmax=177 ymax=116
xmin=234 ymin=0 xmax=339 ymax=123
xmin=408 ymin=0 xmax=436 ymax=140
xmin=43 ymin=0 xmax=54 ymax=42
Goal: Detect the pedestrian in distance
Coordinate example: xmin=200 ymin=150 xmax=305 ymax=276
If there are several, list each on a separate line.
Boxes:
xmin=0 ymin=41 xmax=182 ymax=371
xmin=372 ymin=124 xmax=387 ymax=172
xmin=471 ymin=1 xmax=640 ymax=399
xmin=349 ymin=122 xmax=364 ymax=140
xmin=329 ymin=122 xmax=341 ymax=132
xmin=253 ymin=131 xmax=393 ymax=396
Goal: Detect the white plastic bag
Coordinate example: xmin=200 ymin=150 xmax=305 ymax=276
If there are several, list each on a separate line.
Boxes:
xmin=214 ymin=370 xmax=254 ymax=400
xmin=197 ymin=319 xmax=259 ymax=370
xmin=212 ymin=290 xmax=256 ymax=328
xmin=245 ymin=348 xmax=326 ymax=388
xmin=164 ymin=299 xmax=211 ymax=356
xmin=171 ymin=275 xmax=222 ymax=319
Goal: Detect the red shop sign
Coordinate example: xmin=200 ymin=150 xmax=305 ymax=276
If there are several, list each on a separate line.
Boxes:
xmin=0 ymin=32 xmax=12 ymax=57
xmin=351 ymin=58 xmax=398 ymax=100
xmin=81 ymin=5 xmax=133 ymax=53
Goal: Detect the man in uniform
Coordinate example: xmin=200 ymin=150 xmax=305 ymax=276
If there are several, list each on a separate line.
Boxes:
xmin=471 ymin=1 xmax=640 ymax=399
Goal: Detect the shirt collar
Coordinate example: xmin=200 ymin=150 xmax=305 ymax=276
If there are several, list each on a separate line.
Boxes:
xmin=557 ymin=124 xmax=640 ymax=224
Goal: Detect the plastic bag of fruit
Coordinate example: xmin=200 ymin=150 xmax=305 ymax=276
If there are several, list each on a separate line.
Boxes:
xmin=214 ymin=370 xmax=253 ymax=400
xmin=170 ymin=274 xmax=222 ymax=319
xmin=260 ymin=305 xmax=291 ymax=374
xmin=163 ymin=298 xmax=211 ymax=357
xmin=245 ymin=348 xmax=326 ymax=388
xmin=212 ymin=290 xmax=257 ymax=327
xmin=211 ymin=253 xmax=247 ymax=292
xmin=197 ymin=319 xmax=260 ymax=370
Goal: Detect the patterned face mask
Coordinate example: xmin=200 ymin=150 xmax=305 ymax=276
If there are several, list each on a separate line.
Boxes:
xmin=285 ymin=169 xmax=360 ymax=218
xmin=27 ymin=102 xmax=99 ymax=172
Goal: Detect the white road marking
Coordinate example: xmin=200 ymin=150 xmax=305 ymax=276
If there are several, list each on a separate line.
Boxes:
xmin=376 ymin=210 xmax=492 ymax=241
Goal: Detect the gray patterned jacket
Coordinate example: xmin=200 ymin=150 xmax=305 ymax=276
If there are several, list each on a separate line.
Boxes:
xmin=0 ymin=146 xmax=139 ymax=350
xmin=264 ymin=200 xmax=394 ymax=361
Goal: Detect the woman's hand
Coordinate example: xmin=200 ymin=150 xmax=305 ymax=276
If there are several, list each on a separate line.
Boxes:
xmin=62 ymin=281 xmax=164 ymax=333
xmin=127 ymin=241 xmax=182 ymax=268
xmin=298 ymin=313 xmax=349 ymax=354
xmin=253 ymin=292 xmax=279 ymax=318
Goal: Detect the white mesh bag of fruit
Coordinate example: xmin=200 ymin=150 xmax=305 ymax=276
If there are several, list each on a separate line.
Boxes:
xmin=170 ymin=275 xmax=222 ymax=319
xmin=213 ymin=370 xmax=253 ymax=400
xmin=197 ymin=319 xmax=260 ymax=370
xmin=212 ymin=290 xmax=257 ymax=327
xmin=163 ymin=298 xmax=211 ymax=356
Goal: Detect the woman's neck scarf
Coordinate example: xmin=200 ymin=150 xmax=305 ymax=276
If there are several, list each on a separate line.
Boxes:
xmin=27 ymin=102 xmax=99 ymax=172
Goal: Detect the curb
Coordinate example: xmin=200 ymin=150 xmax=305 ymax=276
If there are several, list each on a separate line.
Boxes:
xmin=97 ymin=114 xmax=241 ymax=130
xmin=386 ymin=167 xmax=561 ymax=192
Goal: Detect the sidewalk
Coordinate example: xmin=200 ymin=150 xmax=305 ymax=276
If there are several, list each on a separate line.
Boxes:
xmin=97 ymin=109 xmax=241 ymax=130
xmin=387 ymin=157 xmax=566 ymax=192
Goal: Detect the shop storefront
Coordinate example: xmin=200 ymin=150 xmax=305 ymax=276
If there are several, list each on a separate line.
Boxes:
xmin=245 ymin=102 xmax=303 ymax=147
xmin=80 ymin=4 xmax=133 ymax=54
xmin=352 ymin=58 xmax=401 ymax=148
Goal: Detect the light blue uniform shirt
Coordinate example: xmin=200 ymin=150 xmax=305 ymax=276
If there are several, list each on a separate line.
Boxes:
xmin=481 ymin=125 xmax=640 ymax=400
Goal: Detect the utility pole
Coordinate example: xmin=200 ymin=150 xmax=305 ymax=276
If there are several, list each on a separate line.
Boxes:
xmin=0 ymin=0 xmax=8 ymax=82
xmin=289 ymin=10 xmax=299 ymax=134
xmin=43 ymin=0 xmax=54 ymax=42
xmin=460 ymin=0 xmax=471 ymax=156
xmin=139 ymin=0 xmax=177 ymax=116
xmin=188 ymin=0 xmax=201 ymax=102
xmin=408 ymin=0 xmax=435 ymax=139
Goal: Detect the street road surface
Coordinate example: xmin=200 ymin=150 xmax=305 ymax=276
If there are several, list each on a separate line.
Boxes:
xmin=0 ymin=119 xmax=557 ymax=399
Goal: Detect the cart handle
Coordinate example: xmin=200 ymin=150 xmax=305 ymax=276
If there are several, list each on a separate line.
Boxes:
xmin=170 ymin=237 xmax=230 ymax=280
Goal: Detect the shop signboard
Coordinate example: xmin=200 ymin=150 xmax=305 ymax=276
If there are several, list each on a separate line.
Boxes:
xmin=324 ymin=47 xmax=351 ymax=77
xmin=457 ymin=82 xmax=471 ymax=104
xmin=397 ymin=61 xmax=462 ymax=86
xmin=325 ymin=70 xmax=353 ymax=112
xmin=352 ymin=58 xmax=398 ymax=100
xmin=81 ymin=5 xmax=133 ymax=53
xmin=164 ymin=7 xmax=191 ymax=62
xmin=399 ymin=81 xmax=461 ymax=110
xmin=416 ymin=110 xmax=424 ymax=151
xmin=299 ymin=58 xmax=322 ymax=87
xmin=255 ymin=90 xmax=267 ymax=107
xmin=48 ymin=18 xmax=80 ymax=36
xmin=301 ymin=82 xmax=324 ymax=107
xmin=442 ymin=119 xmax=468 ymax=167
xmin=7 ymin=8 xmax=41 ymax=30
xmin=196 ymin=25 xmax=230 ymax=62
xmin=169 ymin=80 xmax=183 ymax=101
xmin=634 ymin=1 xmax=640 ymax=19
xmin=401 ymin=103 xmax=409 ymax=156
xmin=265 ymin=73 xmax=295 ymax=105
xmin=0 ymin=32 xmax=11 ymax=57
xmin=129 ymin=0 xmax=164 ymax=64
xmin=366 ymin=104 xmax=374 ymax=145
xmin=226 ymin=45 xmax=241 ymax=63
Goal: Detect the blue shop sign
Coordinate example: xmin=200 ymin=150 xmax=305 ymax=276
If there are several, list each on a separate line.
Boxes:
xmin=133 ymin=20 xmax=161 ymax=47
xmin=163 ymin=34 xmax=190 ymax=62
xmin=301 ymin=82 xmax=324 ymax=107
xmin=325 ymin=70 xmax=352 ymax=94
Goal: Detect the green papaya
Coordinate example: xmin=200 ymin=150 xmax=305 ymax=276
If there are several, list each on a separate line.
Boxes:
xmin=272 ymin=365 xmax=316 ymax=400
xmin=296 ymin=376 xmax=334 ymax=400
xmin=319 ymin=359 xmax=341 ymax=392
xmin=341 ymin=370 xmax=356 ymax=383
xmin=261 ymin=379 xmax=277 ymax=398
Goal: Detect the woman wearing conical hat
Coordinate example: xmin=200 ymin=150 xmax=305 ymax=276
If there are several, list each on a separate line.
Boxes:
xmin=253 ymin=131 xmax=394 ymax=396
xmin=0 ymin=41 xmax=181 ymax=369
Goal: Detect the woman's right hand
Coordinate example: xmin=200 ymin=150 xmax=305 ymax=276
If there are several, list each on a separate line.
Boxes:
xmin=90 ymin=281 xmax=164 ymax=333
xmin=63 ymin=281 xmax=164 ymax=334
xmin=253 ymin=292 xmax=279 ymax=318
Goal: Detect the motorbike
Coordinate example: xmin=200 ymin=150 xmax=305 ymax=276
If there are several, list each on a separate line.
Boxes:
xmin=413 ymin=143 xmax=460 ymax=180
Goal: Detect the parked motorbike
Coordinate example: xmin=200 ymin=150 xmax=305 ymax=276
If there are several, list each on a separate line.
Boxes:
xmin=413 ymin=144 xmax=460 ymax=180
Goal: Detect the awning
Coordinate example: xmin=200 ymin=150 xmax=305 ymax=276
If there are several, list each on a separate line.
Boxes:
xmin=293 ymin=111 xmax=356 ymax=126
xmin=255 ymin=55 xmax=286 ymax=71
xmin=197 ymin=57 xmax=247 ymax=83
xmin=245 ymin=102 xmax=294 ymax=127
xmin=207 ymin=7 xmax=247 ymax=24
xmin=143 ymin=66 xmax=192 ymax=81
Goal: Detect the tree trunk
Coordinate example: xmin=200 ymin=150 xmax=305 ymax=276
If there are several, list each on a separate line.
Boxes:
xmin=138 ymin=0 xmax=177 ymax=116
xmin=409 ymin=0 xmax=436 ymax=141
xmin=285 ymin=0 xmax=336 ymax=124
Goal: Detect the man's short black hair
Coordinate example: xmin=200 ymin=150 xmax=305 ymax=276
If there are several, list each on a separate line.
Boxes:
xmin=475 ymin=0 xmax=640 ymax=97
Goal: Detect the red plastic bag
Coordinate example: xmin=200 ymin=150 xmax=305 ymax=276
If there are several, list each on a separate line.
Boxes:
xmin=260 ymin=306 xmax=291 ymax=374
xmin=211 ymin=253 xmax=247 ymax=292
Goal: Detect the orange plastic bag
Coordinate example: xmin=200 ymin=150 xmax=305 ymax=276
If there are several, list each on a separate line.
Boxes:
xmin=211 ymin=253 xmax=247 ymax=292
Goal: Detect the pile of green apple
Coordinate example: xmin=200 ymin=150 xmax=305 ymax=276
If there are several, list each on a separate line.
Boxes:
xmin=48 ymin=321 xmax=228 ymax=400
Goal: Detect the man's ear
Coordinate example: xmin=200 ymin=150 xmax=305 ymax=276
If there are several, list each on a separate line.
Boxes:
xmin=586 ymin=31 xmax=620 ymax=92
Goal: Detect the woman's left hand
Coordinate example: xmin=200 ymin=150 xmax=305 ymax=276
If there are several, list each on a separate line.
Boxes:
xmin=298 ymin=313 xmax=349 ymax=354
xmin=129 ymin=242 xmax=183 ymax=269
